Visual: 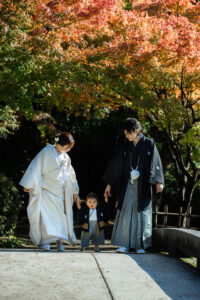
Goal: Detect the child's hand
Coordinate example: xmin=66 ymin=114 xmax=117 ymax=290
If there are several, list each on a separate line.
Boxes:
xmin=74 ymin=194 xmax=81 ymax=209
xmin=24 ymin=187 xmax=29 ymax=193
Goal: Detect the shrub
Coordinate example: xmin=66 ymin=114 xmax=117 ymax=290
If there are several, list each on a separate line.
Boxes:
xmin=0 ymin=172 xmax=24 ymax=237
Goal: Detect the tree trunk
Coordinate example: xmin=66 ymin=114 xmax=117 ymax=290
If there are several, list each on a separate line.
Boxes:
xmin=184 ymin=181 xmax=195 ymax=211
xmin=145 ymin=111 xmax=200 ymax=215
xmin=165 ymin=134 xmax=199 ymax=207
xmin=182 ymin=181 xmax=195 ymax=227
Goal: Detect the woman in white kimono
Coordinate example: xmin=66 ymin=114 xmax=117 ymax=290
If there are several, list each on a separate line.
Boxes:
xmin=19 ymin=132 xmax=81 ymax=251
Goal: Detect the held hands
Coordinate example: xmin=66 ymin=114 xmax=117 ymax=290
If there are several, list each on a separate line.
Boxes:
xmin=104 ymin=184 xmax=112 ymax=203
xmin=23 ymin=187 xmax=29 ymax=193
xmin=74 ymin=194 xmax=81 ymax=209
xmin=156 ymin=183 xmax=164 ymax=193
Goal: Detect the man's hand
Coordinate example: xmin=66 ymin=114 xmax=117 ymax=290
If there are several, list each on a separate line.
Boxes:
xmin=23 ymin=187 xmax=29 ymax=193
xmin=104 ymin=184 xmax=112 ymax=203
xmin=74 ymin=194 xmax=81 ymax=209
xmin=156 ymin=183 xmax=164 ymax=193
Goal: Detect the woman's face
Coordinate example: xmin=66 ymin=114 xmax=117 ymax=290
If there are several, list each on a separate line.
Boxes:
xmin=56 ymin=144 xmax=71 ymax=153
xmin=124 ymin=129 xmax=140 ymax=142
xmin=86 ymin=198 xmax=98 ymax=210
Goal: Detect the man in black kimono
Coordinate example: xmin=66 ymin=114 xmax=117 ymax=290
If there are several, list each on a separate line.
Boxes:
xmin=103 ymin=118 xmax=164 ymax=253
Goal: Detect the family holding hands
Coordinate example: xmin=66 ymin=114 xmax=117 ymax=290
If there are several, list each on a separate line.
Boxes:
xmin=20 ymin=118 xmax=164 ymax=254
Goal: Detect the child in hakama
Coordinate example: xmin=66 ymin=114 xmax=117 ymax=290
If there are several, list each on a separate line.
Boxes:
xmin=78 ymin=193 xmax=105 ymax=252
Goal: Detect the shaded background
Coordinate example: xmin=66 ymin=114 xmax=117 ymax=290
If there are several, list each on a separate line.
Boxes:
xmin=0 ymin=108 xmax=200 ymax=244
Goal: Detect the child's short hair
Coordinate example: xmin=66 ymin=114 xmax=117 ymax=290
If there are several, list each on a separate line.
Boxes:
xmin=86 ymin=192 xmax=98 ymax=202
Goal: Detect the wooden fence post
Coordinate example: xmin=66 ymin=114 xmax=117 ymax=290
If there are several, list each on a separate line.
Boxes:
xmin=182 ymin=212 xmax=187 ymax=228
xmin=178 ymin=207 xmax=183 ymax=228
xmin=186 ymin=207 xmax=192 ymax=229
xmin=163 ymin=204 xmax=168 ymax=227
xmin=152 ymin=205 xmax=198 ymax=228
xmin=154 ymin=205 xmax=158 ymax=228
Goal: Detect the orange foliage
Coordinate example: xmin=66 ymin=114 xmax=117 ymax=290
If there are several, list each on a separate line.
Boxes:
xmin=5 ymin=0 xmax=199 ymax=75
xmin=1 ymin=0 xmax=199 ymax=113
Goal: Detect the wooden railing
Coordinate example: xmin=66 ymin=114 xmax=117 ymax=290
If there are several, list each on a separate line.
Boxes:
xmin=153 ymin=205 xmax=200 ymax=229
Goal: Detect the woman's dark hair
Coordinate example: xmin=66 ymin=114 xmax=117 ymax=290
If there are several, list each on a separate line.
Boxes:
xmin=55 ymin=132 xmax=75 ymax=149
xmin=123 ymin=118 xmax=142 ymax=133
xmin=86 ymin=192 xmax=99 ymax=202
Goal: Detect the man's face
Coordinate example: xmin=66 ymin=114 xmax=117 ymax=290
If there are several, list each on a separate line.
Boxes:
xmin=86 ymin=198 xmax=98 ymax=210
xmin=124 ymin=129 xmax=139 ymax=141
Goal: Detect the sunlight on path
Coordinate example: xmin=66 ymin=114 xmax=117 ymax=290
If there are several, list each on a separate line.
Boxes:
xmin=0 ymin=251 xmax=200 ymax=300
xmin=0 ymin=251 xmax=110 ymax=300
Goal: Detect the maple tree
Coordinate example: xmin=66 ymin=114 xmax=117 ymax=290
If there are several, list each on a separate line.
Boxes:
xmin=123 ymin=0 xmax=200 ymax=214
xmin=0 ymin=0 xmax=123 ymax=131
xmin=110 ymin=0 xmax=200 ymax=215
xmin=108 ymin=1 xmax=200 ymax=215
xmin=1 ymin=0 xmax=200 ymax=215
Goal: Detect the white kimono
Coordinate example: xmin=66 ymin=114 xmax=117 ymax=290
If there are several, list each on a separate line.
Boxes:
xmin=19 ymin=144 xmax=79 ymax=246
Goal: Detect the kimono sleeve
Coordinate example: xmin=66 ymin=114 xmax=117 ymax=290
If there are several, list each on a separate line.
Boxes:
xmin=65 ymin=154 xmax=79 ymax=194
xmin=69 ymin=165 xmax=79 ymax=194
xmin=149 ymin=142 xmax=164 ymax=185
xmin=99 ymin=202 xmax=109 ymax=223
xmin=67 ymin=156 xmax=79 ymax=194
xmin=19 ymin=150 xmax=44 ymax=194
xmin=77 ymin=205 xmax=86 ymax=225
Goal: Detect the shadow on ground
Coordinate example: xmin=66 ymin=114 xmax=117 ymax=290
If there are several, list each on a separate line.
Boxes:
xmin=127 ymin=253 xmax=200 ymax=300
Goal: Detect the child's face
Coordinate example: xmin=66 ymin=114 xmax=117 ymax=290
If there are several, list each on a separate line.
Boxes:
xmin=86 ymin=197 xmax=98 ymax=210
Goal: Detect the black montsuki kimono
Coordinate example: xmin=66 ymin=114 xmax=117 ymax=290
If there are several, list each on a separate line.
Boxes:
xmin=103 ymin=134 xmax=164 ymax=212
xmin=103 ymin=134 xmax=164 ymax=250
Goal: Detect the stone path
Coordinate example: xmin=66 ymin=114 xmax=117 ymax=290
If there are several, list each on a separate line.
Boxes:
xmin=0 ymin=250 xmax=200 ymax=300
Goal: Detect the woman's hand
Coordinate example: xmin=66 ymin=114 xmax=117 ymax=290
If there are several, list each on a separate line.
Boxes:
xmin=74 ymin=194 xmax=81 ymax=209
xmin=104 ymin=184 xmax=112 ymax=203
xmin=156 ymin=183 xmax=164 ymax=193
xmin=23 ymin=187 xmax=29 ymax=193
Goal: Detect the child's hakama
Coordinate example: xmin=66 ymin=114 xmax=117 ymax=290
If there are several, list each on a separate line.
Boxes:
xmin=78 ymin=206 xmax=105 ymax=248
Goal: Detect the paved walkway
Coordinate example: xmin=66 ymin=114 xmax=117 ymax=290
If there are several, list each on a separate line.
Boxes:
xmin=0 ymin=249 xmax=200 ymax=300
